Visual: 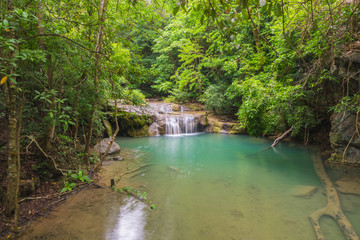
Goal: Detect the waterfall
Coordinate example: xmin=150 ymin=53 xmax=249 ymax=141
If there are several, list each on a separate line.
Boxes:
xmin=165 ymin=115 xmax=198 ymax=135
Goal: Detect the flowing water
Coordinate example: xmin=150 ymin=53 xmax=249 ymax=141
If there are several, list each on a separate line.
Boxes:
xmin=18 ymin=134 xmax=360 ymax=240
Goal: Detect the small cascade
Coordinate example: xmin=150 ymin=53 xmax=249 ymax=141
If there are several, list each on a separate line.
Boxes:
xmin=165 ymin=115 xmax=198 ymax=135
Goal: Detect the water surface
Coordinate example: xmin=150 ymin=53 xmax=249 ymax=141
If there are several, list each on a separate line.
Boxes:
xmin=18 ymin=134 xmax=360 ymax=240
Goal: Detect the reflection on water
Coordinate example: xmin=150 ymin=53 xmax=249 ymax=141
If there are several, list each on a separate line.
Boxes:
xmin=106 ymin=197 xmax=147 ymax=240
xmin=17 ymin=134 xmax=360 ymax=240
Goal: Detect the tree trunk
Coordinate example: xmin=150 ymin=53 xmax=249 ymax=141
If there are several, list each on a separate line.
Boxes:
xmin=3 ymin=0 xmax=20 ymax=222
xmin=84 ymin=0 xmax=108 ymax=159
xmin=38 ymin=1 xmax=56 ymax=153
xmin=4 ymin=82 xmax=19 ymax=218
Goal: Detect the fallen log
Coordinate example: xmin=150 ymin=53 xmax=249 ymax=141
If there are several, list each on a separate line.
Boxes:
xmin=271 ymin=127 xmax=293 ymax=148
xmin=309 ymin=155 xmax=359 ymax=240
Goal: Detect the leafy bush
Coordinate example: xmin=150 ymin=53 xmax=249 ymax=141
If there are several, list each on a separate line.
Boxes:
xmin=200 ymin=84 xmax=234 ymax=115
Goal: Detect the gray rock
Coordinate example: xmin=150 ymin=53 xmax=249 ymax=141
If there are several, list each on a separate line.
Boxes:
xmin=148 ymin=122 xmax=160 ymax=136
xmin=94 ymin=138 xmax=120 ymax=155
xmin=329 ymin=111 xmax=360 ymax=164
xmin=106 ymin=155 xmax=123 ymax=161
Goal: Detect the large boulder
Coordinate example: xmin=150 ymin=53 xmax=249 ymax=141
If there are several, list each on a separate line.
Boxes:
xmin=329 ymin=111 xmax=360 ymax=164
xmin=94 ymin=138 xmax=121 ymax=155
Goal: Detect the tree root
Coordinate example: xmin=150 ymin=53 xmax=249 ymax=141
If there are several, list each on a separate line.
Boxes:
xmin=123 ymin=164 xmax=152 ymax=176
xmin=310 ymin=155 xmax=359 ymax=240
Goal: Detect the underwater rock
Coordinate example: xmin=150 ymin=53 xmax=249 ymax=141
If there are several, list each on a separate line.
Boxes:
xmin=335 ymin=179 xmax=360 ymax=195
xmin=167 ymin=166 xmax=181 ymax=173
xmin=290 ymin=185 xmax=317 ymax=198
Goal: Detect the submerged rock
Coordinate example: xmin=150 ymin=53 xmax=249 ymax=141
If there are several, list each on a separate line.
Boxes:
xmin=290 ymin=185 xmax=317 ymax=198
xmin=335 ymin=179 xmax=360 ymax=195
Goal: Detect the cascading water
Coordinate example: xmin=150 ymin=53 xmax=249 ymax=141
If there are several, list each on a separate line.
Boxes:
xmin=165 ymin=115 xmax=198 ymax=135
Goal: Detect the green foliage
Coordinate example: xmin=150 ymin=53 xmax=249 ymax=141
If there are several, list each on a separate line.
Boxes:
xmin=61 ymin=170 xmax=92 ymax=193
xmin=200 ymin=84 xmax=234 ymax=115
xmin=330 ymin=95 xmax=360 ymax=114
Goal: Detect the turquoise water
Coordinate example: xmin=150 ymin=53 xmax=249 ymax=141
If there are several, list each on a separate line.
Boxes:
xmin=113 ymin=134 xmax=359 ymax=240
xmin=17 ymin=134 xmax=360 ymax=240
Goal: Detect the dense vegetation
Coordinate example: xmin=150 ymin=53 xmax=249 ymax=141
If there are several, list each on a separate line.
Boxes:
xmin=1 ymin=0 xmax=360 ymax=233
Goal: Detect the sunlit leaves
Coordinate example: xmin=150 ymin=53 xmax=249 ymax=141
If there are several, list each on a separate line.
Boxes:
xmin=0 ymin=76 xmax=8 ymax=85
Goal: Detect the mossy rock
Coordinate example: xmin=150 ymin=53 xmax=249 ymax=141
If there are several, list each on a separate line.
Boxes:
xmin=329 ymin=153 xmax=344 ymax=162
xmin=172 ymin=104 xmax=180 ymax=111
xmin=103 ymin=119 xmax=113 ymax=137
xmin=229 ymin=124 xmax=246 ymax=134
xmin=128 ymin=125 xmax=149 ymax=137
xmin=213 ymin=126 xmax=221 ymax=133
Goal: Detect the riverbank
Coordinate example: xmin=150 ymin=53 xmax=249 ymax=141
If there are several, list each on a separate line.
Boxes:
xmin=1 ymin=148 xmax=146 ymax=240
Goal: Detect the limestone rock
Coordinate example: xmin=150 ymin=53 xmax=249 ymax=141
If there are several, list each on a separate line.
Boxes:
xmin=94 ymin=138 xmax=120 ymax=155
xmin=128 ymin=125 xmax=149 ymax=137
xmin=103 ymin=119 xmax=113 ymax=138
xmin=148 ymin=122 xmax=160 ymax=136
xmin=290 ymin=185 xmax=317 ymax=198
xmin=329 ymin=111 xmax=360 ymax=164
xmin=335 ymin=180 xmax=360 ymax=195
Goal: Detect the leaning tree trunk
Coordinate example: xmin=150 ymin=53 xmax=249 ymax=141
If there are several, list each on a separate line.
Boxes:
xmin=310 ymin=155 xmax=359 ymax=240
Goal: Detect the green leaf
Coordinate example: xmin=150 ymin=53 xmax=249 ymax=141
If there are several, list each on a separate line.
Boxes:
xmin=274 ymin=2 xmax=282 ymax=17
xmin=3 ymin=19 xmax=9 ymax=27
xmin=173 ymin=5 xmax=180 ymax=16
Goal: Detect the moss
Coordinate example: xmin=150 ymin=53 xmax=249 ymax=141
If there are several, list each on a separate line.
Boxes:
xmin=103 ymin=119 xmax=113 ymax=137
xmin=213 ymin=126 xmax=221 ymax=133
xmin=229 ymin=124 xmax=246 ymax=134
xmin=328 ymin=153 xmax=345 ymax=162
xmin=128 ymin=125 xmax=149 ymax=137
xmin=114 ymin=111 xmax=153 ymax=135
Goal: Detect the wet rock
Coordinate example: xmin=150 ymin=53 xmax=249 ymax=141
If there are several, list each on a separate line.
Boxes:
xmin=19 ymin=179 xmax=35 ymax=197
xmin=329 ymin=111 xmax=360 ymax=164
xmin=106 ymin=155 xmax=123 ymax=161
xmin=94 ymin=138 xmax=121 ymax=155
xmin=290 ymin=185 xmax=317 ymax=198
xmin=148 ymin=122 xmax=160 ymax=136
xmin=335 ymin=179 xmax=360 ymax=195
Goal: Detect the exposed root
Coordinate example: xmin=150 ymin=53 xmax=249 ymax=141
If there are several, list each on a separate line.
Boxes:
xmin=310 ymin=155 xmax=359 ymax=240
xmin=123 ymin=164 xmax=152 ymax=176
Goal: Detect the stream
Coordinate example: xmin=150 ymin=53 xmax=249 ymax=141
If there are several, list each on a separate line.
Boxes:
xmin=18 ymin=134 xmax=360 ymax=240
